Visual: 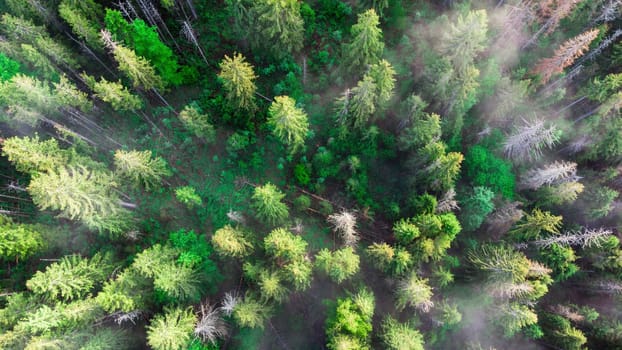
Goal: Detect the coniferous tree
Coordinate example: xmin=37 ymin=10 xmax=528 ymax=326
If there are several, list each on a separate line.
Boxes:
xmin=532 ymin=28 xmax=600 ymax=84
xmin=233 ymin=295 xmax=271 ymax=329
xmin=146 ymin=307 xmax=197 ymax=350
xmin=264 ymin=227 xmax=307 ymax=261
xmin=395 ymin=272 xmax=434 ymax=312
xmin=381 ymin=317 xmax=425 ymax=350
xmin=0 ymin=217 xmax=44 ymax=263
xmin=315 ymin=247 xmax=360 ymax=284
xmin=178 ymin=104 xmax=216 ymax=141
xmin=114 ymin=150 xmax=171 ymax=190
xmin=218 ymin=52 xmax=257 ymax=111
xmin=343 ymin=9 xmax=384 ymax=72
xmin=251 ymin=183 xmax=289 ymax=226
xmin=211 ymin=225 xmax=254 ymax=258
xmin=2 ymin=135 xmax=67 ymax=174
xmin=267 ymin=96 xmax=309 ymax=154
xmin=336 ymin=75 xmax=377 ymax=129
xmin=250 ymin=0 xmax=304 ymax=56
xmin=439 ymin=10 xmax=488 ymax=74
xmin=26 ymin=254 xmax=111 ymax=302
xmin=83 ymin=74 xmax=143 ymax=111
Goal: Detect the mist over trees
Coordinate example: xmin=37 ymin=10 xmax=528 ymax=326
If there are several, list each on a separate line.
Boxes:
xmin=0 ymin=0 xmax=621 ymax=349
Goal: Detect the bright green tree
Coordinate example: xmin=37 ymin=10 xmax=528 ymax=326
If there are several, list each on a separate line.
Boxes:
xmin=105 ymin=37 xmax=165 ymax=90
xmin=336 ymin=75 xmax=377 ymax=129
xmin=267 ymin=96 xmax=309 ymax=154
xmin=53 ymin=75 xmax=94 ymax=113
xmin=146 ymin=307 xmax=197 ymax=350
xmin=0 ymin=53 xmax=20 ymax=81
xmin=257 ymin=269 xmax=289 ymax=302
xmin=0 ymin=217 xmax=44 ymax=263
xmin=83 ymin=75 xmax=143 ymax=111
xmin=211 ymin=225 xmax=253 ymax=258
xmin=218 ymin=53 xmax=257 ymax=110
xmin=28 ymin=166 xmax=130 ymax=230
xmin=178 ymin=104 xmax=216 ymax=141
xmin=283 ymin=258 xmax=313 ymax=291
xmin=498 ymin=303 xmax=538 ymax=337
xmin=368 ymin=59 xmax=396 ymax=107
xmin=264 ymin=228 xmax=308 ymax=261
xmin=2 ymin=135 xmax=67 ymax=174
xmin=343 ymin=9 xmax=384 ymax=71
xmin=251 ymin=183 xmax=289 ymax=225
xmin=381 ymin=317 xmax=425 ymax=350
xmin=59 ymin=1 xmax=102 ymax=50
xmin=315 ymin=247 xmax=360 ymax=284
xmin=175 ymin=186 xmax=203 ymax=208
xmin=114 ymin=150 xmax=171 ymax=190
xmin=26 ymin=254 xmax=111 ymax=302
xmin=233 ymin=296 xmax=271 ymax=329
xmin=510 ymin=208 xmax=562 ymax=240
xmin=250 ymin=0 xmax=304 ymax=56
xmin=459 ymin=186 xmax=495 ymax=232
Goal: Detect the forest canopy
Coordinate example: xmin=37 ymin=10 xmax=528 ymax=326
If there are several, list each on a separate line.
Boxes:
xmin=0 ymin=0 xmax=621 ymax=349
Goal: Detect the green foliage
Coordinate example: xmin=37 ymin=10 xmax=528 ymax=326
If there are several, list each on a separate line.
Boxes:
xmin=249 ymin=0 xmax=304 ymax=56
xmin=59 ymin=1 xmax=102 ymax=50
xmin=0 ymin=52 xmax=20 ymax=81
xmin=393 ymin=218 xmax=421 ymax=245
xmin=0 ymin=217 xmax=44 ymax=262
xmin=179 ymin=105 xmax=216 ymax=142
xmin=233 ymin=296 xmax=271 ymax=329
xmin=293 ymin=194 xmax=311 ymax=211
xmin=498 ymin=303 xmax=538 ymax=337
xmin=146 ymin=307 xmax=197 ymax=350
xmin=251 ymin=183 xmax=289 ymax=226
xmin=541 ymin=313 xmax=587 ymax=350
xmin=326 ymin=289 xmax=374 ymax=350
xmin=114 ymin=150 xmax=171 ymax=190
xmin=83 ymin=74 xmax=143 ymax=111
xmin=463 ymin=145 xmax=515 ymax=199
xmin=283 ymin=258 xmax=313 ymax=291
xmin=293 ymin=164 xmax=311 ymax=186
xmin=510 ymin=208 xmax=562 ymax=240
xmin=366 ymin=242 xmax=394 ymax=271
xmin=315 ymin=247 xmax=360 ymax=284
xmin=110 ymin=43 xmax=165 ymax=90
xmin=218 ymin=53 xmax=257 ymax=110
xmin=212 ymin=225 xmax=253 ymax=258
xmin=175 ymin=186 xmax=203 ymax=208
xmin=267 ymin=96 xmax=309 ymax=154
xmin=2 ymin=135 xmax=67 ymax=174
xmin=264 ymin=228 xmax=308 ymax=261
xmin=467 ymin=244 xmax=530 ymax=283
xmin=458 ymin=186 xmax=495 ymax=232
xmin=105 ymin=10 xmax=183 ymax=86
xmin=257 ymin=269 xmax=289 ymax=302
xmin=538 ymin=243 xmax=579 ymax=281
xmin=96 ymin=268 xmax=150 ymax=312
xmin=381 ymin=317 xmax=424 ymax=350
xmin=343 ymin=9 xmax=384 ymax=72
xmin=26 ymin=253 xmax=111 ymax=302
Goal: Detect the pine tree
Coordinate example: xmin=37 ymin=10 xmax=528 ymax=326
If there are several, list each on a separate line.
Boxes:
xmin=0 ymin=217 xmax=44 ymax=263
xmin=532 ymin=29 xmax=600 ymax=84
xmin=178 ymin=104 xmax=216 ymax=141
xmin=343 ymin=9 xmax=384 ymax=71
xmin=53 ymin=75 xmax=94 ymax=113
xmin=366 ymin=242 xmax=395 ymax=271
xmin=368 ymin=59 xmax=396 ymax=107
xmin=218 ymin=53 xmax=257 ymax=111
xmin=315 ymin=247 xmax=360 ymax=284
xmin=267 ymin=96 xmax=309 ymax=154
xmin=59 ymin=1 xmax=102 ymax=50
xmin=264 ymin=227 xmax=308 ymax=261
xmin=257 ymin=269 xmax=289 ymax=302
xmin=498 ymin=303 xmax=538 ymax=337
xmin=336 ymin=75 xmax=377 ymax=129
xmin=381 ymin=317 xmax=425 ymax=350
xmin=146 ymin=307 xmax=197 ymax=350
xmin=233 ymin=295 xmax=271 ymax=329
xmin=26 ymin=254 xmax=111 ymax=302
xmin=211 ymin=225 xmax=254 ymax=258
xmin=2 ymin=135 xmax=67 ymax=174
xmin=510 ymin=208 xmax=562 ymax=240
xmin=467 ymin=244 xmax=530 ymax=283
xmin=96 ymin=268 xmax=150 ymax=313
xmin=28 ymin=165 xmax=127 ymax=222
xmin=283 ymin=258 xmax=313 ymax=291
xmin=101 ymin=30 xmax=163 ymax=90
xmin=83 ymin=74 xmax=143 ymax=111
xmin=114 ymin=150 xmax=171 ymax=190
xmin=250 ymin=0 xmax=304 ymax=56
xmin=175 ymin=186 xmax=203 ymax=208
xmin=538 ymin=181 xmax=585 ymax=206
xmin=251 ymin=183 xmax=289 ymax=225
xmin=440 ymin=10 xmax=488 ymax=74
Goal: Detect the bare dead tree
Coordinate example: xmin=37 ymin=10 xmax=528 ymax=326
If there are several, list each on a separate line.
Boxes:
xmin=220 ymin=291 xmax=240 ymax=317
xmin=594 ymin=0 xmax=622 ymax=23
xmin=195 ymin=303 xmax=229 ymax=345
xmin=181 ymin=21 xmax=209 ymax=66
xmin=532 ymin=228 xmax=612 ymax=249
xmin=503 ymin=118 xmax=559 ymax=162
xmin=327 ymin=210 xmax=360 ymax=247
xmin=437 ymin=188 xmax=459 ymax=213
xmin=520 ymin=161 xmax=578 ymax=190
